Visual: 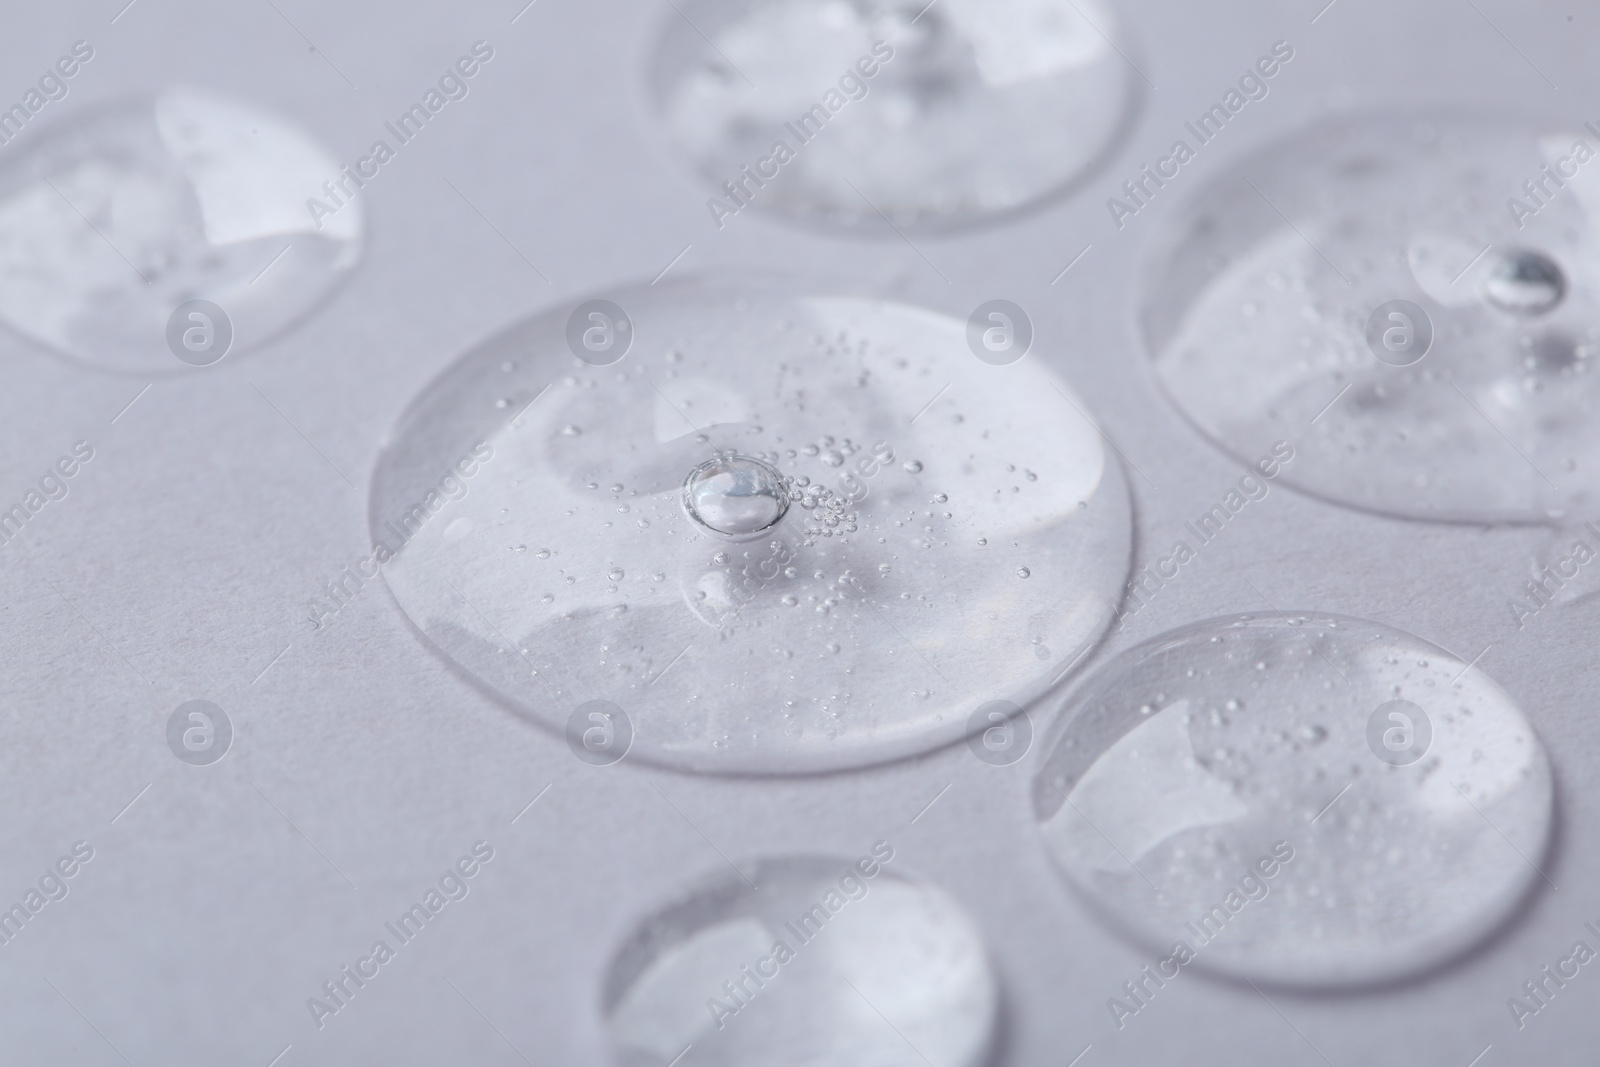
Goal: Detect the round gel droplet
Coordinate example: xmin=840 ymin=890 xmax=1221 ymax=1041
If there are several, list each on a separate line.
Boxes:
xmin=651 ymin=0 xmax=1138 ymax=231
xmin=0 ymin=85 xmax=362 ymax=372
xmin=683 ymin=454 xmax=790 ymax=537
xmin=1033 ymin=612 xmax=1553 ymax=988
xmin=370 ymin=277 xmax=1131 ymax=774
xmin=1144 ymin=113 xmax=1600 ymax=523
xmin=603 ymin=857 xmax=998 ymax=1067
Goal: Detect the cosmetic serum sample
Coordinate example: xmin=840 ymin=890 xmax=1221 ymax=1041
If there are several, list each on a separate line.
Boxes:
xmin=653 ymin=0 xmax=1137 ymax=230
xmin=1145 ymin=113 xmax=1600 ymax=524
xmin=370 ymin=277 xmax=1130 ymax=774
xmin=604 ymin=854 xmax=998 ymax=1067
xmin=1034 ymin=612 xmax=1553 ymax=988
xmin=0 ymin=85 xmax=361 ymax=372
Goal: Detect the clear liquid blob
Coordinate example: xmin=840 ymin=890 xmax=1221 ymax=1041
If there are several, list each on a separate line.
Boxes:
xmin=369 ymin=276 xmax=1131 ymax=774
xmin=1143 ymin=113 xmax=1600 ymax=524
xmin=1032 ymin=613 xmax=1553 ymax=989
xmin=0 ymin=85 xmax=361 ymax=373
xmin=651 ymin=0 xmax=1138 ymax=231
xmin=602 ymin=856 xmax=998 ymax=1067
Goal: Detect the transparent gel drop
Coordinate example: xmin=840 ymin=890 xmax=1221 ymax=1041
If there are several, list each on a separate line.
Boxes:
xmin=1144 ymin=113 xmax=1600 ymax=523
xmin=1033 ymin=613 xmax=1553 ymax=988
xmin=603 ymin=857 xmax=998 ymax=1067
xmin=370 ymin=277 xmax=1131 ymax=774
xmin=685 ymin=454 xmax=790 ymax=537
xmin=651 ymin=0 xmax=1138 ymax=230
xmin=0 ymin=85 xmax=361 ymax=372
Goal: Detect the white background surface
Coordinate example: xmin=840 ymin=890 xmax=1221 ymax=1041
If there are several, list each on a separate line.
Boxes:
xmin=0 ymin=0 xmax=1596 ymax=1063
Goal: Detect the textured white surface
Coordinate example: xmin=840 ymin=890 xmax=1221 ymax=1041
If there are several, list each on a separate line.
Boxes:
xmin=0 ymin=1 xmax=1594 ymax=1064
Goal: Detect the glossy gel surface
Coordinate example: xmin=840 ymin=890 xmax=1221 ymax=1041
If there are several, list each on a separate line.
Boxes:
xmin=1033 ymin=612 xmax=1553 ymax=987
xmin=0 ymin=86 xmax=361 ymax=372
xmin=1145 ymin=114 xmax=1600 ymax=523
xmin=370 ymin=277 xmax=1131 ymax=773
xmin=603 ymin=856 xmax=998 ymax=1067
xmin=653 ymin=0 xmax=1137 ymax=230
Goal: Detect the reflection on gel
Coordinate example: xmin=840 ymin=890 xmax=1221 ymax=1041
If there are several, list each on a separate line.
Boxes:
xmin=368 ymin=277 xmax=1130 ymax=774
xmin=1033 ymin=612 xmax=1553 ymax=988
